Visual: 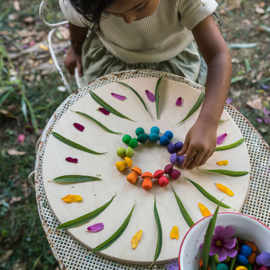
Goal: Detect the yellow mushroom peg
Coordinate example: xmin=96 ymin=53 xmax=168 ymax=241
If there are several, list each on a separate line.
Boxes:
xmin=170 ymin=226 xmax=179 ymax=239
xmin=115 ymin=157 xmax=133 ymax=172
xmin=127 ymin=167 xmax=142 ymax=184
xmin=215 ymin=183 xmax=234 ymax=196
xmin=131 ymin=230 xmax=143 ymax=249
xmin=216 ymin=160 xmax=229 ymax=166
xmin=198 ymin=203 xmax=211 ymax=217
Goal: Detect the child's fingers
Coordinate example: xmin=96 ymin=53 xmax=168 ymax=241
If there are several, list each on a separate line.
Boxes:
xmin=182 ymin=144 xmax=197 ymax=169
xmin=186 ymin=150 xmax=205 ymax=170
xmin=198 ymin=151 xmax=212 ymax=167
xmin=76 ymin=59 xmax=83 ymax=77
xmin=178 ymin=140 xmax=188 ymax=155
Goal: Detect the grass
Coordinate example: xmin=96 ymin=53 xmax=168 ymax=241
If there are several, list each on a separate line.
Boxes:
xmin=0 ymin=0 xmax=270 ymax=269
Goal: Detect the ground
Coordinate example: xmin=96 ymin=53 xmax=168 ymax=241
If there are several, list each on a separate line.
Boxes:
xmin=0 ymin=0 xmax=269 ymax=269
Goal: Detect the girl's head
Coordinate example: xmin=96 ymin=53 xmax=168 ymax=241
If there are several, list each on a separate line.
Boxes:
xmin=70 ymin=0 xmax=159 ymax=29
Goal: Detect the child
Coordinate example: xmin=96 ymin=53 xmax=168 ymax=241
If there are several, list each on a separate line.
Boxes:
xmin=60 ymin=0 xmax=232 ymax=170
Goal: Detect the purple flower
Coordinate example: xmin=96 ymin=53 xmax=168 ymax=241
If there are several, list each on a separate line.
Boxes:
xmin=200 ymin=226 xmax=237 ymax=262
xmin=226 ymin=98 xmax=232 ymax=104
xmin=145 ymin=90 xmax=155 ymax=102
xmin=217 ymin=133 xmax=228 ymax=145
xmin=87 ymin=223 xmax=104 ymax=232
xmin=165 ymin=260 xmax=179 ymax=270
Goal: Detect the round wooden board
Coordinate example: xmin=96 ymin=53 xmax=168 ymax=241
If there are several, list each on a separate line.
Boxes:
xmin=42 ymin=77 xmax=250 ymax=265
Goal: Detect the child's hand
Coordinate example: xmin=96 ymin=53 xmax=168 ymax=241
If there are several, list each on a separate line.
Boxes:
xmin=178 ymin=120 xmax=217 ymax=170
xmin=64 ymin=46 xmax=83 ymax=77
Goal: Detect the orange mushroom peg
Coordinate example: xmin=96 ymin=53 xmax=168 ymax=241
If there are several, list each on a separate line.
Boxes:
xmin=141 ymin=172 xmax=153 ymax=190
xmin=127 ymin=167 xmax=142 ymax=184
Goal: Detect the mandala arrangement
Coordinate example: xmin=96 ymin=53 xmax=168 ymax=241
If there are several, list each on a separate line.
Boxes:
xmin=48 ymin=77 xmax=249 ymax=267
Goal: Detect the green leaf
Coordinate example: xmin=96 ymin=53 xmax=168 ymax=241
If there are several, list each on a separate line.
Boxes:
xmin=198 ymin=168 xmax=249 ymax=177
xmin=117 ymin=82 xmax=151 ymax=118
xmin=229 ymin=241 xmax=238 ymax=270
xmin=228 ymin=43 xmax=257 ymax=49
xmin=231 ymin=76 xmax=245 ymax=84
xmin=202 ymin=205 xmax=219 ymax=270
xmin=52 ymin=132 xmax=108 ymax=155
xmin=209 ymin=257 xmax=217 ymax=270
xmin=56 ymin=195 xmax=116 ymax=230
xmin=52 ymin=175 xmax=101 ymax=183
xmin=219 ymin=119 xmax=230 ymax=124
xmin=90 ymin=91 xmax=135 ymax=122
xmin=172 ymin=185 xmax=194 ymax=228
xmin=155 ymin=75 xmax=164 ymax=119
xmin=149 ymin=195 xmax=162 ymax=268
xmin=74 ymin=111 xmax=122 ymax=135
xmin=176 ymin=90 xmax=205 ymax=125
xmin=91 ymin=203 xmax=135 ymax=253
xmin=21 ymin=96 xmax=28 ymax=121
xmin=215 ymin=138 xmax=245 ymax=151
xmin=244 ymin=59 xmax=252 ymax=72
xmin=186 ymin=178 xmax=234 ymax=209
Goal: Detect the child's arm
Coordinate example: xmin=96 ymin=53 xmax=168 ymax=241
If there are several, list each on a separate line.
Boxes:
xmin=64 ymin=22 xmax=88 ymax=77
xmin=178 ymin=15 xmax=232 ymax=170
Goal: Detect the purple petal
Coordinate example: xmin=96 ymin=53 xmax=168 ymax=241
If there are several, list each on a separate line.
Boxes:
xmin=209 ymin=245 xmax=219 ymax=256
xmin=199 ymin=242 xmax=204 ymax=250
xmin=175 ymin=97 xmax=182 ymax=106
xmin=214 ymin=226 xmax=224 ymax=238
xmin=66 ymin=157 xmax=78 ymax=163
xmin=87 ymin=223 xmax=104 ymax=232
xmin=264 ymin=117 xmax=270 ymax=124
xmin=73 ymin=123 xmax=85 ymax=132
xmin=217 ymin=247 xmax=228 ymax=262
xmin=217 ymin=133 xmax=228 ymax=145
xmin=256 ymin=118 xmax=263 ymax=123
xmin=223 ymin=238 xmax=236 ymax=249
xmin=145 ymin=90 xmax=155 ymax=102
xmin=226 ymin=98 xmax=232 ymax=104
xmin=263 ymin=107 xmax=268 ymax=116
xmin=111 ymin=92 xmax=126 ymax=101
xmin=257 ymin=252 xmax=270 ymax=266
xmin=261 ymin=84 xmax=270 ymax=91
xmin=98 ymin=107 xmax=110 ymax=115
xmin=223 ymin=246 xmax=238 ymax=258
xmin=221 ymin=226 xmax=235 ymax=240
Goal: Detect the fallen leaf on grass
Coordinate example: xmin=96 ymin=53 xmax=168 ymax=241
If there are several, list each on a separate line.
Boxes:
xmin=7 ymin=149 xmax=26 ymax=155
xmin=246 ymin=98 xmax=262 ymax=110
xmin=258 ymin=25 xmax=270 ymax=33
xmin=228 ymin=0 xmax=241 ymax=10
xmin=9 ymin=197 xmax=21 ymax=204
xmin=255 ymin=6 xmax=265 ymax=14
xmin=13 ymin=0 xmax=20 ymax=10
xmin=0 ymin=250 xmax=13 ymax=263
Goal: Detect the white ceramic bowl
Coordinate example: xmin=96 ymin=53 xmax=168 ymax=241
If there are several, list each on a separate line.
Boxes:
xmin=178 ymin=212 xmax=270 ymax=270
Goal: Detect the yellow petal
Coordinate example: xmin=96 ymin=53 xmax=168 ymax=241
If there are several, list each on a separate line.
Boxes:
xmin=131 ymin=230 xmax=143 ymax=249
xmin=216 ymin=160 xmax=229 ymax=166
xmin=39 ymin=44 xmax=49 ymax=51
xmin=170 ymin=226 xmax=179 ymax=239
xmin=198 ymin=203 xmax=211 ymax=217
xmin=215 ymin=183 xmax=234 ymax=196
xmin=62 ymin=195 xmax=83 ymax=203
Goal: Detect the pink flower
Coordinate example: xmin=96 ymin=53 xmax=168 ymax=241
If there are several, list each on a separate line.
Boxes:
xmin=17 ymin=134 xmax=25 ymax=143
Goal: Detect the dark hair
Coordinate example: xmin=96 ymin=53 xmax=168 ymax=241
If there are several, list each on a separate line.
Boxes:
xmin=69 ymin=0 xmax=118 ymax=30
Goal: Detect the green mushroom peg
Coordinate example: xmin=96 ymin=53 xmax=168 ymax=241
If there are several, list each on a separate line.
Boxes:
xmin=122 ymin=134 xmax=132 ymax=145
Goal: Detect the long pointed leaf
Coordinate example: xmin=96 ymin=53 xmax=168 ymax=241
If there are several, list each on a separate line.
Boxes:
xmin=228 ymin=43 xmax=257 ymax=49
xmin=198 ymin=168 xmax=249 ymax=177
xmin=172 ymin=185 xmax=194 ymax=228
xmin=185 ymin=178 xmax=234 ymax=209
xmin=73 ymin=111 xmax=122 ymax=135
xmin=176 ymin=90 xmax=205 ymax=125
xmin=209 ymin=256 xmax=217 ymax=270
xmin=229 ymin=241 xmax=238 ymax=270
xmin=52 ymin=132 xmax=107 ymax=155
xmin=202 ymin=205 xmax=219 ymax=270
xmin=90 ymin=91 xmax=135 ymax=122
xmin=149 ymin=195 xmax=162 ymax=268
xmin=155 ymin=75 xmax=164 ymax=119
xmin=56 ymin=195 xmax=116 ymax=230
xmin=91 ymin=203 xmax=135 ymax=253
xmin=215 ymin=138 xmax=245 ymax=151
xmin=117 ymin=82 xmax=151 ymax=117
xmin=219 ymin=119 xmax=230 ymax=124
xmin=52 ymin=175 xmax=101 ymax=183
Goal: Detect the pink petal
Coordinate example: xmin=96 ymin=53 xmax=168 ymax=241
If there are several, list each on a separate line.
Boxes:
xmin=87 ymin=223 xmax=104 ymax=232
xmin=256 ymin=118 xmax=263 ymax=123
xmin=223 ymin=246 xmax=237 ymax=258
xmin=17 ymin=134 xmax=25 ymax=143
xmin=145 ymin=90 xmax=155 ymax=102
xmin=223 ymin=238 xmax=236 ymax=249
xmin=217 ymin=247 xmax=228 ymax=262
xmin=221 ymin=226 xmax=235 ymax=240
xmin=66 ymin=157 xmax=78 ymax=163
xmin=217 ymin=133 xmax=228 ymax=145
xmin=73 ymin=123 xmax=85 ymax=132
xmin=111 ymin=92 xmax=126 ymax=101
xmin=175 ymin=97 xmax=182 ymax=106
xmin=98 ymin=108 xmax=110 ymax=115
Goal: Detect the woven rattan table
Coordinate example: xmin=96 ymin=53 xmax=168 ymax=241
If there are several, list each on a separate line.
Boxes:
xmin=35 ymin=70 xmax=270 ymax=270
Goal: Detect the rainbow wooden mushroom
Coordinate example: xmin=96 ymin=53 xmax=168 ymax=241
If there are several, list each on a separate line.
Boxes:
xmin=127 ymin=167 xmax=142 ymax=184
xmin=154 ymin=169 xmax=169 ymax=187
xmin=115 ymin=157 xmax=132 ymax=172
xmin=141 ymin=172 xmax=153 ymax=190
